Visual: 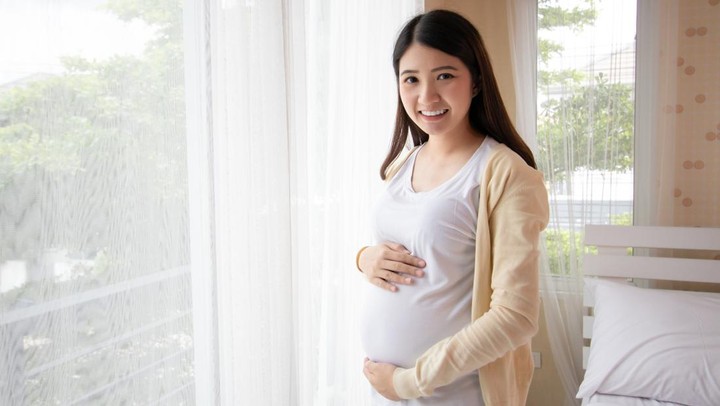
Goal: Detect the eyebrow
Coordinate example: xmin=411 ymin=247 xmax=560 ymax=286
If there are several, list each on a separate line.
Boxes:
xmin=400 ymin=65 xmax=459 ymax=76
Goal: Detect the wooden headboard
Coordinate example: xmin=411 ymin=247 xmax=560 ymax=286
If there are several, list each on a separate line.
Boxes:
xmin=582 ymin=225 xmax=720 ymax=368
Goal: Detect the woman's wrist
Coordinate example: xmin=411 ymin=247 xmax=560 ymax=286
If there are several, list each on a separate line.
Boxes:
xmin=356 ymin=246 xmax=370 ymax=272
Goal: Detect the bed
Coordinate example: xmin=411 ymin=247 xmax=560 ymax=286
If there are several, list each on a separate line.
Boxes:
xmin=578 ymin=225 xmax=720 ymax=406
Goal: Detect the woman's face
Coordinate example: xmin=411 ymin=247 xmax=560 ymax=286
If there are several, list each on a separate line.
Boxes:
xmin=398 ymin=42 xmax=475 ymax=139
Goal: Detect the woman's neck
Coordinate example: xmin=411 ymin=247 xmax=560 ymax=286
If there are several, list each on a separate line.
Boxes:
xmin=424 ymin=128 xmax=485 ymax=157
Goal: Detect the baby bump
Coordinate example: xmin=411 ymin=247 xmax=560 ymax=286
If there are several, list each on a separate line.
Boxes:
xmin=360 ymin=284 xmax=471 ymax=368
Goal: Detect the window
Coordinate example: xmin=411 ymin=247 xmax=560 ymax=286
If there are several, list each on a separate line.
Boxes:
xmin=0 ymin=1 xmax=194 ymax=403
xmin=536 ymin=0 xmax=636 ymax=274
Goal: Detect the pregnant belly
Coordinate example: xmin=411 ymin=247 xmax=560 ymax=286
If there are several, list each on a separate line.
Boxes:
xmin=360 ymin=283 xmax=471 ymax=368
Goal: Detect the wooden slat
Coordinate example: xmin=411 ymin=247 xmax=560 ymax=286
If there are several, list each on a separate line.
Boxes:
xmin=584 ymin=255 xmax=720 ymax=283
xmin=584 ymin=225 xmax=720 ymax=251
xmin=596 ymin=246 xmax=627 ymax=255
xmin=583 ymin=346 xmax=590 ymax=370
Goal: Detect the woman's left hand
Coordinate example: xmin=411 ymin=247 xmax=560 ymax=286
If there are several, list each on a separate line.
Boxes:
xmin=363 ymin=357 xmax=401 ymax=401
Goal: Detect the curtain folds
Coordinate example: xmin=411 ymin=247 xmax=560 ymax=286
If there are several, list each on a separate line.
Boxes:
xmin=205 ymin=1 xmax=422 ymax=404
xmin=208 ymin=2 xmax=295 ymax=404
xmin=508 ymin=1 xmax=637 ymax=405
xmin=507 ymin=0 xmax=538 ymax=153
xmin=508 ymin=2 xmax=585 ymax=405
xmin=634 ymin=0 xmax=680 ymax=227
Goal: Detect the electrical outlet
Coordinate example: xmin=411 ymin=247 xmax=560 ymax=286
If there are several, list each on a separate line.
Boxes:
xmin=532 ymin=351 xmax=542 ymax=369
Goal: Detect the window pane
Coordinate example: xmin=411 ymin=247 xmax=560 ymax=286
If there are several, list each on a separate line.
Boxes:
xmin=537 ymin=0 xmax=636 ymax=273
xmin=0 ymin=1 xmax=193 ymax=404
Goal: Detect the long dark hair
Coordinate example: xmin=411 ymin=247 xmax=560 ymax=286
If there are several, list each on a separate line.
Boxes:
xmin=380 ymin=9 xmax=537 ymax=179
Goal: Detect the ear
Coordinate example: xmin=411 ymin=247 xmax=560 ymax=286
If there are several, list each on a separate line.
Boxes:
xmin=472 ymin=76 xmax=482 ymax=96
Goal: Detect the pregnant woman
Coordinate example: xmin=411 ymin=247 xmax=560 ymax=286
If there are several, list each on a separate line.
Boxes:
xmin=356 ymin=10 xmax=549 ymax=406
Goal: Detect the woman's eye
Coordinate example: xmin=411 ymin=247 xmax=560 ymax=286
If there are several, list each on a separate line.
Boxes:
xmin=437 ymin=73 xmax=454 ymax=80
xmin=403 ymin=76 xmax=418 ymax=84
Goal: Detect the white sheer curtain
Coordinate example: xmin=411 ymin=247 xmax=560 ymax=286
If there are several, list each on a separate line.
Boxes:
xmin=507 ymin=0 xmax=537 ymax=152
xmin=204 ymin=0 xmax=421 ymax=404
xmin=509 ymin=1 xmax=637 ymax=405
xmin=634 ymin=0 xmax=679 ymax=227
xmin=508 ymin=2 xmax=585 ymax=405
xmin=0 ymin=0 xmax=421 ymax=404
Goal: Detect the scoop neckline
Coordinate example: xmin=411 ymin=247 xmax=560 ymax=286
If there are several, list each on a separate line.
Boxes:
xmin=407 ymin=139 xmax=486 ymax=194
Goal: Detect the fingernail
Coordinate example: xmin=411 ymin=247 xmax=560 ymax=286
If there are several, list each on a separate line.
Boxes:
xmin=391 ymin=286 xmax=398 ymax=292
xmin=405 ymin=277 xmax=412 ymax=283
xmin=416 ymin=270 xmax=424 ymax=277
xmin=419 ymin=260 xmax=426 ymax=267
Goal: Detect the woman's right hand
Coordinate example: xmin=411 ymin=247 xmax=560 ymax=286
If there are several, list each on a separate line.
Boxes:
xmin=357 ymin=243 xmax=425 ymax=292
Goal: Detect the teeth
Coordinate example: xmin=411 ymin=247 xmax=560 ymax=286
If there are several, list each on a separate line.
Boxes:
xmin=421 ymin=109 xmax=447 ymax=117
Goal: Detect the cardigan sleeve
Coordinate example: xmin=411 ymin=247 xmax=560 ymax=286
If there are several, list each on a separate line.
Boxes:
xmin=393 ymin=153 xmax=549 ymax=399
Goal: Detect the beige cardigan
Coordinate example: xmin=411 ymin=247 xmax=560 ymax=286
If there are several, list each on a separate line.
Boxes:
xmin=385 ymin=141 xmax=549 ymax=406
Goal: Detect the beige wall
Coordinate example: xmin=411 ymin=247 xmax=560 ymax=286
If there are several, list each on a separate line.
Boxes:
xmin=653 ymin=0 xmax=720 ymax=292
xmin=526 ymin=305 xmax=566 ymax=406
xmin=669 ymin=1 xmax=720 ymax=228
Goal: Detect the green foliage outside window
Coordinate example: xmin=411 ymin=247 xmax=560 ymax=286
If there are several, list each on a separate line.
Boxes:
xmin=544 ymin=211 xmax=633 ymax=275
xmin=0 ymin=1 xmax=192 ymax=403
xmin=537 ymin=0 xmax=635 ymax=275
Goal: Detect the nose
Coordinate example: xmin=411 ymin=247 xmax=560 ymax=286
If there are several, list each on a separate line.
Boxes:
xmin=419 ymin=81 xmax=440 ymax=105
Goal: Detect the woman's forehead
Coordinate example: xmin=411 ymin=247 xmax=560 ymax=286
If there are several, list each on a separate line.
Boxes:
xmin=398 ymin=43 xmax=465 ymax=72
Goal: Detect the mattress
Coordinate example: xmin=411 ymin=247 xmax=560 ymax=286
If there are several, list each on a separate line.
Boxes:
xmin=583 ymin=393 xmax=686 ymax=406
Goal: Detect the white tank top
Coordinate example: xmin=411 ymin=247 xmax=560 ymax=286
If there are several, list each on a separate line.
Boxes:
xmin=361 ymin=137 xmax=496 ymax=405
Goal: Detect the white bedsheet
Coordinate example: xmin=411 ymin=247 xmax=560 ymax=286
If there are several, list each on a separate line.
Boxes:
xmin=583 ymin=393 xmax=686 ymax=406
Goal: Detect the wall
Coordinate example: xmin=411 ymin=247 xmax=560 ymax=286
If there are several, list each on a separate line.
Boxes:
xmin=653 ymin=0 xmax=720 ymax=293
xmin=670 ymin=0 xmax=720 ymax=228
xmin=525 ymin=305 xmax=566 ymax=406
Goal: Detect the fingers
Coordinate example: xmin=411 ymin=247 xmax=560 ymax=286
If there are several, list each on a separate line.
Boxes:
xmin=366 ymin=243 xmax=426 ymax=273
xmin=370 ymin=269 xmax=414 ymax=292
xmin=372 ymin=268 xmax=415 ymax=292
xmin=382 ymin=246 xmax=426 ymax=276
xmin=384 ymin=242 xmax=411 ymax=254
xmin=363 ymin=358 xmax=376 ymax=375
xmin=379 ymin=269 xmax=414 ymax=286
xmin=370 ymin=277 xmax=399 ymax=292
xmin=363 ymin=358 xmax=373 ymax=378
xmin=359 ymin=243 xmax=427 ymax=292
xmin=382 ymin=257 xmax=425 ymax=277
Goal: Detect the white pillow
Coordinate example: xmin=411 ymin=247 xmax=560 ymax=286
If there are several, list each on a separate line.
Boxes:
xmin=577 ymin=279 xmax=720 ymax=406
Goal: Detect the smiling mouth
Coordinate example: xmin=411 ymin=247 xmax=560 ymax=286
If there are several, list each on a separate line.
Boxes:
xmin=419 ymin=109 xmax=448 ymax=117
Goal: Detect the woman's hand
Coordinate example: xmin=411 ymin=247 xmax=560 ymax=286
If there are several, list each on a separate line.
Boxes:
xmin=357 ymin=243 xmax=425 ymax=292
xmin=363 ymin=358 xmax=401 ymax=401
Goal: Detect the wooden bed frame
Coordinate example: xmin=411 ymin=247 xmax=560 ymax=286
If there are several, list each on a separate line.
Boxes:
xmin=582 ymin=224 xmax=720 ymax=368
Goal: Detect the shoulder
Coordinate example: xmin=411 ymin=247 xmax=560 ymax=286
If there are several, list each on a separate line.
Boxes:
xmin=384 ymin=145 xmax=420 ymax=182
xmin=483 ymin=142 xmax=550 ymax=225
xmin=485 ymin=142 xmax=542 ymax=182
xmin=482 ymin=142 xmax=547 ymax=206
